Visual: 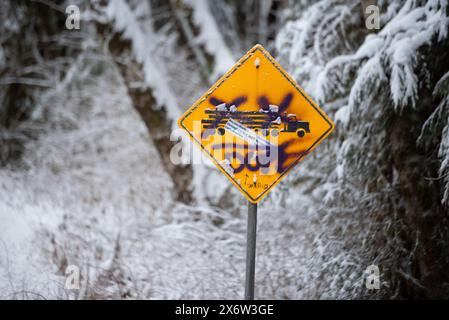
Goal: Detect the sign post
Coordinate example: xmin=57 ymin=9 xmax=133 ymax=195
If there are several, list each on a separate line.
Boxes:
xmin=178 ymin=44 xmax=334 ymax=299
xmin=245 ymin=201 xmax=257 ymax=300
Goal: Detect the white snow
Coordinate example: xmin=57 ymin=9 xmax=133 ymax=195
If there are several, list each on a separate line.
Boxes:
xmin=216 ymin=103 xmax=227 ymax=111
xmin=335 ymin=105 xmax=350 ymax=125
xmin=272 ymin=116 xmax=281 ymax=124
xmin=219 ymin=159 xmax=235 ymax=176
xmin=269 ymin=104 xmax=279 ymax=113
xmin=183 ymin=0 xmax=235 ymax=80
xmin=105 ymin=0 xmax=181 ymax=125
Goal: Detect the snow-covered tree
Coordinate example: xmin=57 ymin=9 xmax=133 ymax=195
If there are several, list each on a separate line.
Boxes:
xmin=276 ymin=0 xmax=449 ymax=298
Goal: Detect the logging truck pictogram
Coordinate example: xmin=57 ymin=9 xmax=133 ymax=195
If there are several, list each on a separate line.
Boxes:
xmin=201 ymin=106 xmax=310 ymax=138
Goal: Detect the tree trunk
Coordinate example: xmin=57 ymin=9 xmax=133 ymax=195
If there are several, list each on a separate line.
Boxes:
xmin=97 ymin=26 xmax=193 ymax=203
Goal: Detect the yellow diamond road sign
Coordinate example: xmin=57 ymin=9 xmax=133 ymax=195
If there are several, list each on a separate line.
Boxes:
xmin=178 ymin=44 xmax=334 ymax=203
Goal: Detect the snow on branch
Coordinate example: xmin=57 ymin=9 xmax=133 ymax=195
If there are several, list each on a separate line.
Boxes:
xmin=381 ymin=0 xmax=448 ymax=109
xmin=434 ymin=72 xmax=449 ymax=205
xmin=103 ymin=0 xmax=181 ymax=123
xmin=280 ymin=0 xmax=448 ymax=112
xmin=182 ymin=0 xmax=235 ymax=80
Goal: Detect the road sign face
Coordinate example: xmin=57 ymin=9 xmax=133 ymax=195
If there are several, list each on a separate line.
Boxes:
xmin=178 ymin=44 xmax=334 ymax=203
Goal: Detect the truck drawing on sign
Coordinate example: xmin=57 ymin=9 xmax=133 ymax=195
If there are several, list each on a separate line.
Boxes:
xmin=201 ymin=104 xmax=310 ymax=138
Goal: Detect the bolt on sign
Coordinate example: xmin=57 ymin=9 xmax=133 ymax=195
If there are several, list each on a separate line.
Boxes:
xmin=178 ymin=44 xmax=334 ymax=203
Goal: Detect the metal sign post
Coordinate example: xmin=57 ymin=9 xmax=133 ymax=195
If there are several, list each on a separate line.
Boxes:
xmin=244 ymin=201 xmax=257 ymax=300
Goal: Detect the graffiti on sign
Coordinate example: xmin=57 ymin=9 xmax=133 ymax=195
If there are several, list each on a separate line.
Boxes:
xmin=178 ymin=45 xmax=334 ymax=203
